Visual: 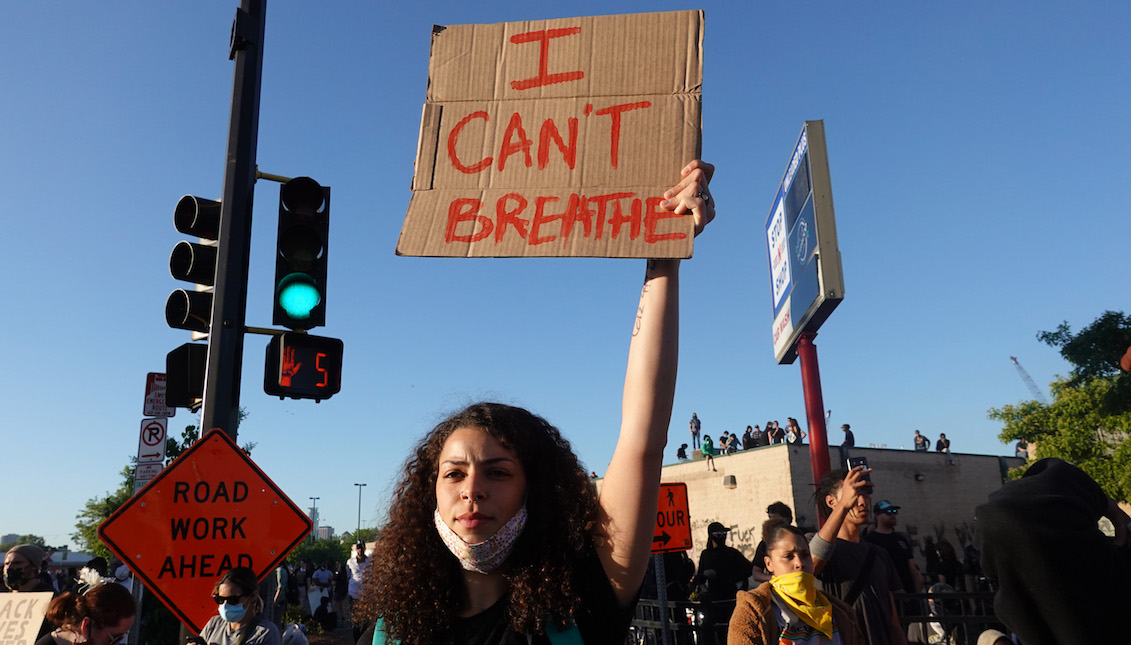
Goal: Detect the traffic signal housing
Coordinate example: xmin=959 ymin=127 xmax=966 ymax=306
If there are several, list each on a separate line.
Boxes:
xmin=164 ymin=195 xmax=219 ymax=410
xmin=273 ymin=177 xmax=329 ymax=330
xmin=166 ymin=342 xmax=208 ymax=409
xmin=167 ymin=196 xmax=221 ymax=335
xmin=264 ymin=332 xmax=343 ymax=401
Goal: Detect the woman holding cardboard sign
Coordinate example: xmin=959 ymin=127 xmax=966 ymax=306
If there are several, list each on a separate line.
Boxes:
xmin=356 ymin=161 xmax=714 ymax=645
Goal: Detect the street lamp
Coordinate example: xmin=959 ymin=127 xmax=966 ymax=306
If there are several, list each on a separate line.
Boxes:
xmin=309 ymin=496 xmax=320 ymax=540
xmin=354 ymin=483 xmax=367 ymax=537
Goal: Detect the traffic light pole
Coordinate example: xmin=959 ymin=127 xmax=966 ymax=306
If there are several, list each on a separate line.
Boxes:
xmin=202 ymin=0 xmax=267 ymax=442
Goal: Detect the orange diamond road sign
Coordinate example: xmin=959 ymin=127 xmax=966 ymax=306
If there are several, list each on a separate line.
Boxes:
xmin=99 ymin=429 xmax=312 ymax=632
xmin=652 ymin=482 xmax=691 ymax=553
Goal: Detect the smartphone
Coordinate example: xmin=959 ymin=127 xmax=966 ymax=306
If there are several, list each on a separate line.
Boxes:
xmin=846 ymin=456 xmax=874 ymax=495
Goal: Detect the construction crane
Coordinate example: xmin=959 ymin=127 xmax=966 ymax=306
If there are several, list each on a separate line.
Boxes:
xmin=1010 ymin=356 xmax=1049 ymax=405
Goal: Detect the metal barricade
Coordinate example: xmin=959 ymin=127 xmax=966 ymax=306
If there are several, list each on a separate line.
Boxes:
xmin=628 ymin=598 xmax=734 ymax=645
xmin=898 ymin=590 xmax=1007 ymax=645
xmin=628 ymin=591 xmax=1008 ymax=645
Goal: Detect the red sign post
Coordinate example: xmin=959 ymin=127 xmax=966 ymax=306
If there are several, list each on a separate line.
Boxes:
xmin=652 ymin=482 xmax=692 ymax=554
xmin=99 ymin=429 xmax=312 ymax=632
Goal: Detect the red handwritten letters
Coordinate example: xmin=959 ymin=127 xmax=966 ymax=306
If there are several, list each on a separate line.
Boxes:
xmin=445 ymin=192 xmax=683 ymax=248
xmin=400 ymin=12 xmax=703 ymax=257
xmin=508 ymin=28 xmax=585 ymax=90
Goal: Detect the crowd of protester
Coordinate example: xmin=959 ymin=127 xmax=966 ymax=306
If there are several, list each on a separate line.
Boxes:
xmin=678 ymin=414 xmax=962 ymax=465
xmin=639 ymin=448 xmax=1128 ymax=645
xmin=6 ymin=150 xmax=1125 ymax=645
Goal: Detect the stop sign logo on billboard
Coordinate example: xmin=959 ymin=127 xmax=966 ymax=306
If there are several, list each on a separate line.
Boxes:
xmin=99 ymin=429 xmax=312 ymax=632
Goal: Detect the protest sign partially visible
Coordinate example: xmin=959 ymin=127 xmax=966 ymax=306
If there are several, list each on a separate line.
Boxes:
xmin=0 ymin=592 xmax=50 ymax=645
xmin=397 ymin=10 xmax=704 ymax=258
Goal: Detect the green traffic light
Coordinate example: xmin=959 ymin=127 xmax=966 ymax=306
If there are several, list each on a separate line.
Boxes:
xmin=276 ymin=273 xmax=321 ymax=319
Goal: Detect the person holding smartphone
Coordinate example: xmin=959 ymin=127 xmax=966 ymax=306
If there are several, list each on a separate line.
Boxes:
xmin=810 ymin=466 xmax=907 ymax=645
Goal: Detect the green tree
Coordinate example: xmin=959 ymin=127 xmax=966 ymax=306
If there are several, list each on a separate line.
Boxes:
xmin=1036 ymin=311 xmax=1131 ymax=387
xmin=73 ymin=467 xmax=134 ymax=559
xmin=287 ymin=537 xmax=350 ymax=566
xmin=338 ymin=527 xmax=379 ymax=545
xmin=0 ymin=534 xmax=49 ymax=553
xmin=989 ymin=311 xmax=1131 ymax=501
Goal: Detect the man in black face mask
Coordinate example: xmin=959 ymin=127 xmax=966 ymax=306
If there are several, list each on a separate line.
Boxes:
xmin=4 ymin=544 xmax=54 ymax=593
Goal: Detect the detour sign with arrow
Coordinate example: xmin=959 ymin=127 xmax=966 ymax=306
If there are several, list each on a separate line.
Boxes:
xmin=652 ymin=482 xmax=691 ymax=553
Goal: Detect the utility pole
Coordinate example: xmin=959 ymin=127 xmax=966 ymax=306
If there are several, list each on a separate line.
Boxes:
xmin=200 ymin=0 xmax=267 ymax=441
xmin=354 ymin=483 xmax=367 ymax=537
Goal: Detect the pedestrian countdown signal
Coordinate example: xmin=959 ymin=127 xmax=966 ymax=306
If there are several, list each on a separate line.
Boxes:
xmin=263 ymin=332 xmax=343 ymax=401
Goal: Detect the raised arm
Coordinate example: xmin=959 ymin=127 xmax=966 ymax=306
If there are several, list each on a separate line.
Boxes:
xmin=811 ymin=466 xmax=869 ymax=575
xmin=596 ymin=161 xmax=715 ymax=606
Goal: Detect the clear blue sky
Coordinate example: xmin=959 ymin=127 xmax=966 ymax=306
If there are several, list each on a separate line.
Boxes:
xmin=3 ymin=2 xmax=1128 ymax=549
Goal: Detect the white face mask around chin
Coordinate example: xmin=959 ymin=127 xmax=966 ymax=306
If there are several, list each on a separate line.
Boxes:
xmin=433 ymin=505 xmax=528 ymax=574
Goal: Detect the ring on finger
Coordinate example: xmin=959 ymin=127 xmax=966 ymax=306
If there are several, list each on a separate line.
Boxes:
xmin=697 ymin=190 xmax=710 ymax=204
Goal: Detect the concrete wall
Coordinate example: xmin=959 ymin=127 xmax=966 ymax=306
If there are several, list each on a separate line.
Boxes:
xmin=656 ymin=444 xmax=1023 ymax=572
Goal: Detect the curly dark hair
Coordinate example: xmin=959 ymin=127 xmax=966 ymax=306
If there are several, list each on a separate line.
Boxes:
xmin=357 ymin=402 xmax=601 ymax=644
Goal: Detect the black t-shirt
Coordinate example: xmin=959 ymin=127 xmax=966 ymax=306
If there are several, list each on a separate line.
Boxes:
xmin=863 ymin=530 xmax=915 ymax=593
xmin=816 ymin=538 xmax=902 ymax=645
xmin=358 ymin=553 xmax=633 ymax=645
xmin=752 ymin=541 xmax=768 ymax=574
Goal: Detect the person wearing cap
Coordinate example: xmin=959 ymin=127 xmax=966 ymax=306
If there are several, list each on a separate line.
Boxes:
xmin=5 ymin=544 xmax=55 ymax=593
xmin=865 ymin=500 xmax=923 ymax=616
xmin=694 ymin=522 xmax=751 ymax=643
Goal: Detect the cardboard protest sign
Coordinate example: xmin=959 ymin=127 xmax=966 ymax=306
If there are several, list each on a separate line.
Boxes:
xmin=397 ymin=10 xmax=704 ymax=258
xmin=0 ymin=592 xmax=51 ymax=645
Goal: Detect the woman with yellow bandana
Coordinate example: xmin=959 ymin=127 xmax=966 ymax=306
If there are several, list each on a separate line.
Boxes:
xmin=728 ymin=520 xmax=864 ymax=645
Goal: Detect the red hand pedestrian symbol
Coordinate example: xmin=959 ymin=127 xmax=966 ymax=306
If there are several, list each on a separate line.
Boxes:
xmin=280 ymin=346 xmax=302 ymax=387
